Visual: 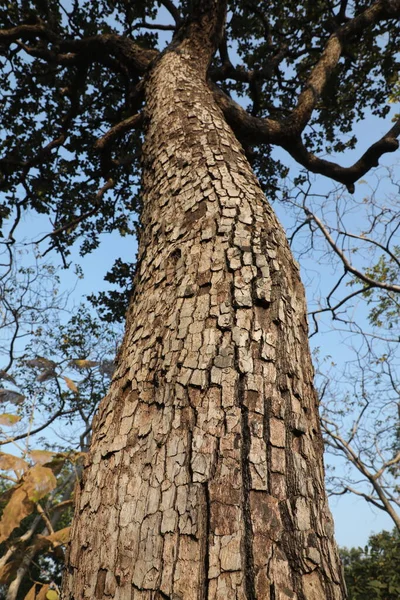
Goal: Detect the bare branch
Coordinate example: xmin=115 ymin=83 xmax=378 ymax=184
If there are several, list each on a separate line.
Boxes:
xmin=305 ymin=207 xmax=400 ymax=293
xmin=322 ymin=419 xmax=400 ymax=530
xmin=32 ymin=179 xmax=115 ymax=247
xmin=94 ymin=113 xmax=144 ymax=153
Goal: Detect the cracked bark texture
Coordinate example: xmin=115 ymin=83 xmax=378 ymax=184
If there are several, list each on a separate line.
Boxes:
xmin=62 ymin=49 xmax=346 ymax=600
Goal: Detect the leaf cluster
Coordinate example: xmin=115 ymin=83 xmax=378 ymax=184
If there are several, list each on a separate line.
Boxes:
xmin=341 ymin=529 xmax=400 ymax=599
xmin=0 ymin=1 xmax=399 ymax=320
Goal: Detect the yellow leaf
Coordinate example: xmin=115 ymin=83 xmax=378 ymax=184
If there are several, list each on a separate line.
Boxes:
xmin=44 ymin=526 xmax=70 ymax=547
xmin=63 ymin=376 xmax=78 ymax=393
xmin=0 ymin=452 xmax=28 ymax=473
xmin=72 ymin=359 xmax=98 ymax=369
xmin=0 ymin=485 xmax=34 ymax=543
xmin=30 ymin=450 xmax=57 ymax=465
xmin=24 ymin=464 xmax=57 ymax=502
xmin=0 ymin=413 xmax=21 ymax=425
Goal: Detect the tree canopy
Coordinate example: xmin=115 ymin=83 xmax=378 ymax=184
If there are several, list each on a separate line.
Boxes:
xmin=341 ymin=528 xmax=400 ymax=599
xmin=0 ymin=0 xmax=399 ymax=320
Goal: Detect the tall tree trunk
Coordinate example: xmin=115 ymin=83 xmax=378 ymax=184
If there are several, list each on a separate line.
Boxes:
xmin=63 ymin=46 xmax=346 ymax=600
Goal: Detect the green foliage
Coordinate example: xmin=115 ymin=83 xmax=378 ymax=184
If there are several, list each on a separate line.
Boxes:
xmin=361 ymin=247 xmax=400 ymax=329
xmin=341 ymin=529 xmax=400 ymax=600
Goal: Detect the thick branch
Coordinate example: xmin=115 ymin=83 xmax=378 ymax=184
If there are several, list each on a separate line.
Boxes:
xmin=160 ymin=0 xmax=183 ymax=25
xmin=0 ymin=24 xmax=157 ymax=74
xmin=94 ymin=113 xmax=144 ymax=153
xmin=213 ymin=81 xmax=400 ymax=190
xmin=287 ymin=0 xmax=397 ymax=134
xmin=283 ymin=119 xmax=400 ymax=192
xmin=211 ymin=83 xmax=283 ymax=144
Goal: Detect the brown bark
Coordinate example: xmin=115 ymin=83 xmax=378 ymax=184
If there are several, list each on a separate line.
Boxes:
xmin=62 ymin=37 xmax=346 ymax=600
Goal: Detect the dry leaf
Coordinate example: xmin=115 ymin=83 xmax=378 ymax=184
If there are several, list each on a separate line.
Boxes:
xmin=0 ymin=413 xmax=22 ymax=426
xmin=0 ymin=486 xmax=34 ymax=543
xmin=26 ymin=357 xmax=57 ymax=370
xmin=30 ymin=450 xmax=57 ymax=465
xmin=72 ymin=359 xmax=98 ymax=369
xmin=41 ymin=526 xmax=70 ymax=547
xmin=62 ymin=376 xmax=78 ymax=393
xmin=0 ymin=390 xmax=25 ymax=405
xmin=36 ymin=369 xmax=57 ymax=383
xmin=0 ymin=452 xmax=28 ymax=473
xmin=0 ymin=560 xmax=19 ymax=584
xmin=23 ymin=584 xmax=38 ymax=600
xmin=36 ymin=584 xmax=50 ymax=600
xmin=0 ymin=370 xmax=16 ymax=384
xmin=24 ymin=464 xmax=57 ymax=502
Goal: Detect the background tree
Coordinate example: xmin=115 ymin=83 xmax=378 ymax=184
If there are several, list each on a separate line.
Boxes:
xmin=0 ymin=1 xmax=399 ymax=599
xmin=0 ymin=249 xmax=120 ymax=599
xmin=340 ymin=528 xmax=400 ymax=599
xmin=280 ymin=167 xmax=400 ymax=530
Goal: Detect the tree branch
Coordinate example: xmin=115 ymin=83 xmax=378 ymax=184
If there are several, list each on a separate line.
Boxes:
xmin=94 ymin=113 xmax=144 ymax=153
xmin=0 ymin=24 xmax=158 ymax=74
xmin=283 ymin=119 xmax=400 ymax=192
xmin=160 ymin=0 xmax=182 ymax=25
xmin=305 ymin=207 xmax=400 ymax=293
xmin=286 ymin=0 xmax=397 ymax=134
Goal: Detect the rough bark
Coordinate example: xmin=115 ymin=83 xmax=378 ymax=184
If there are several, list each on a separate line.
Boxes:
xmin=62 ymin=43 xmax=346 ymax=600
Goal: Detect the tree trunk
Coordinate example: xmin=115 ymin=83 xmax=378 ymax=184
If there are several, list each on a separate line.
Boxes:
xmin=62 ymin=47 xmax=346 ymax=600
